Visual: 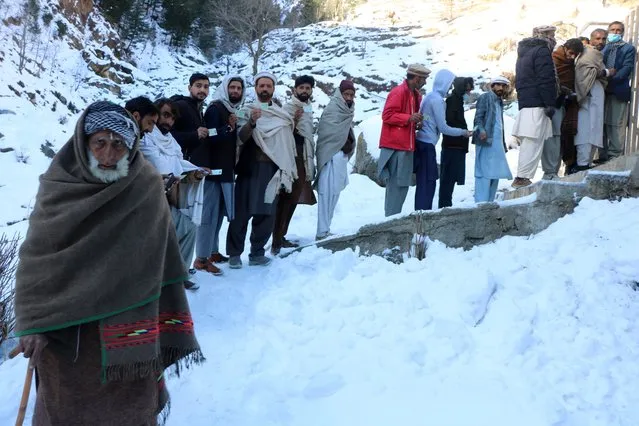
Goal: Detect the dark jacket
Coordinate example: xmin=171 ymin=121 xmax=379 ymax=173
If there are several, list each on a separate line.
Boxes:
xmin=603 ymin=42 xmax=636 ymax=102
xmin=515 ymin=37 xmax=557 ymax=109
xmin=169 ymin=95 xmax=205 ymax=158
xmin=442 ymin=77 xmax=469 ymax=152
xmin=201 ymin=101 xmax=237 ymax=182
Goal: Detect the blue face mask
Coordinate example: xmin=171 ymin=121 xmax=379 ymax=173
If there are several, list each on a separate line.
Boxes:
xmin=608 ymin=33 xmax=622 ymax=43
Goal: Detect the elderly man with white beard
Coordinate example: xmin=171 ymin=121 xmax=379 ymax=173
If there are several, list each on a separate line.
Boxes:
xmin=13 ymin=101 xmax=202 ymax=425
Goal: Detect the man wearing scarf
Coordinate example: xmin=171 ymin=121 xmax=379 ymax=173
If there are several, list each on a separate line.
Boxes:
xmin=227 ymin=71 xmax=297 ymax=268
xmin=602 ymin=21 xmax=636 ymax=161
xmin=189 ymin=75 xmax=246 ymax=275
xmin=13 ymin=101 xmax=202 ymax=425
xmin=550 ymin=38 xmax=584 ymax=175
xmin=315 ymin=80 xmax=356 ymax=240
xmin=272 ymin=75 xmax=318 ymax=254
xmin=511 ymin=25 xmax=558 ymax=187
xmin=574 ymin=29 xmax=610 ymax=170
xmin=140 ymin=98 xmax=208 ymax=290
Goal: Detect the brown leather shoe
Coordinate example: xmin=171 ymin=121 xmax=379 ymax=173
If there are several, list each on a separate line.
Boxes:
xmin=511 ymin=177 xmax=532 ymax=188
xmin=281 ymin=238 xmax=299 ymax=248
xmin=208 ymin=253 xmax=229 ymax=264
xmin=193 ymin=258 xmax=223 ymax=276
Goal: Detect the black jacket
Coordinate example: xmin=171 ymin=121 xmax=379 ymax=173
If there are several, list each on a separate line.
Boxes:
xmin=515 ymin=38 xmax=557 ymax=109
xmin=201 ymin=101 xmax=237 ymax=182
xmin=442 ymin=77 xmax=469 ymax=152
xmin=169 ymin=95 xmax=205 ymax=158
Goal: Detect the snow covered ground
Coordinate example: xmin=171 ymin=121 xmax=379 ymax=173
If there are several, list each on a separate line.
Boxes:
xmin=2 ymin=195 xmax=639 ymax=425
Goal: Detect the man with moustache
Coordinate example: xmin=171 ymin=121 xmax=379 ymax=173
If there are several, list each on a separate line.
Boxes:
xmin=574 ymin=29 xmax=611 ymax=170
xmin=124 ymin=96 xmax=159 ymax=135
xmin=171 ymin=73 xmax=210 ymax=160
xmin=472 ymin=76 xmax=513 ymax=202
xmin=272 ymin=75 xmax=317 ymax=254
xmin=315 ymin=80 xmax=356 ymax=240
xmin=188 ymin=75 xmax=247 ymax=275
xmin=140 ymin=98 xmax=208 ymax=290
xmin=13 ymin=101 xmax=202 ymax=425
xmin=378 ymin=63 xmax=430 ymax=217
xmin=227 ymin=71 xmax=297 ymax=268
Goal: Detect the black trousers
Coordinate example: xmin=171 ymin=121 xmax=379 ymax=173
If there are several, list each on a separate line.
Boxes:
xmin=438 ymin=148 xmax=466 ymax=208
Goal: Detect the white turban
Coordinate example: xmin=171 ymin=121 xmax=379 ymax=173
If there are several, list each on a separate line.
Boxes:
xmin=491 ymin=76 xmax=510 ymax=86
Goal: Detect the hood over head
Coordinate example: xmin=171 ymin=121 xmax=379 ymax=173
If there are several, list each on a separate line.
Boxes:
xmin=432 ymin=69 xmax=456 ymax=97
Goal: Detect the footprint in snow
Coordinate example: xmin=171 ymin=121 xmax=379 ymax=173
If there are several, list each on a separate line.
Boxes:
xmin=302 ymin=372 xmax=345 ymax=399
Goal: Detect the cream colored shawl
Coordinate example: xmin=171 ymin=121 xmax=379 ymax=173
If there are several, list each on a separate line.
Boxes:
xmin=238 ymin=101 xmax=298 ymax=202
xmin=283 ymin=96 xmax=315 ymax=181
xmin=575 ymin=46 xmax=608 ymax=104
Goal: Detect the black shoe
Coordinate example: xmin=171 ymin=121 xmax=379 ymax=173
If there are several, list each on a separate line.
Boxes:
xmin=188 ymin=268 xmax=196 ymax=276
xmin=575 ymin=164 xmax=592 ymax=172
xmin=281 ymin=238 xmax=299 ymax=248
xmin=184 ymin=280 xmax=199 ymax=291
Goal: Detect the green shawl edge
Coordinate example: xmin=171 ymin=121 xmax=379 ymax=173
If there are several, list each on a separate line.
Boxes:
xmin=14 ymin=275 xmax=188 ymax=337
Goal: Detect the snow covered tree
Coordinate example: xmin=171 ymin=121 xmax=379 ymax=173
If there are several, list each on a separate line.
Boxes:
xmin=17 ymin=0 xmax=41 ymax=73
xmin=0 ymin=234 xmax=19 ymax=346
xmin=161 ymin=0 xmax=201 ymax=47
xmin=208 ymin=0 xmax=281 ymax=75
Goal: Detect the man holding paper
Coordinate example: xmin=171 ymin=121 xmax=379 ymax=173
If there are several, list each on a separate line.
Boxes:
xmin=185 ymin=75 xmax=247 ymax=276
xmin=227 ymin=71 xmax=298 ymax=268
xmin=271 ymin=75 xmax=317 ymax=254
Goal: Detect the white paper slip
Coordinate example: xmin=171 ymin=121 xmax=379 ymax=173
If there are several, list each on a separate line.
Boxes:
xmin=208 ymin=128 xmax=217 ymax=136
xmin=210 ymin=169 xmax=223 ymax=176
xmin=236 ymin=110 xmax=246 ymax=118
xmin=260 ymin=103 xmax=269 ymax=110
xmin=303 ymin=105 xmax=313 ymax=113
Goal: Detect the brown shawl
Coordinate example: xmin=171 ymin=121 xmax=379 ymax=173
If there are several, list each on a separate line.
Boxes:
xmin=553 ymin=47 xmax=579 ymax=136
xmin=14 ymin=104 xmax=203 ymax=392
xmin=575 ymin=46 xmax=608 ymax=104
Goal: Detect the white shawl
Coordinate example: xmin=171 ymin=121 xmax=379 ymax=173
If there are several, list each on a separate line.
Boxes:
xmin=238 ymin=101 xmax=298 ymax=203
xmin=210 ymin=74 xmax=245 ymax=113
xmin=283 ymin=96 xmax=315 ymax=181
xmin=140 ymin=125 xmax=205 ymax=225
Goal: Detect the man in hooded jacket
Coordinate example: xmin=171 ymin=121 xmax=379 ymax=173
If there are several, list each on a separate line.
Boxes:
xmin=415 ymin=69 xmax=472 ymax=210
xmin=439 ymin=77 xmax=474 ymax=208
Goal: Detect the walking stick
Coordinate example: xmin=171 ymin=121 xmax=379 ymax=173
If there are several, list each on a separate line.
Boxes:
xmin=9 ymin=346 xmax=34 ymax=426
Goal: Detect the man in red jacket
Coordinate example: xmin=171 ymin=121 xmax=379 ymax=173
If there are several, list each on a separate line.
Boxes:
xmin=377 ymin=63 xmax=430 ymax=216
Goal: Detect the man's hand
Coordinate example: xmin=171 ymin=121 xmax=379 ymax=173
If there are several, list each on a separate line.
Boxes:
xmin=464 ymin=130 xmax=473 ymax=138
xmin=250 ymin=109 xmax=262 ymax=126
xmin=196 ymin=127 xmax=208 ymax=139
xmin=409 ymin=113 xmax=423 ymax=124
xmin=480 ymin=130 xmax=487 ymax=141
xmin=608 ymin=68 xmax=617 ymax=78
xmin=543 ymin=106 xmax=556 ymax=119
xmin=228 ymin=113 xmax=238 ymax=131
xmin=17 ymin=334 xmax=48 ymax=367
xmin=294 ymin=108 xmax=304 ymax=123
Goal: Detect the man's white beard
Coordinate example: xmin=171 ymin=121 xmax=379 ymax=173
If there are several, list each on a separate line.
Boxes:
xmin=86 ymin=149 xmax=129 ymax=183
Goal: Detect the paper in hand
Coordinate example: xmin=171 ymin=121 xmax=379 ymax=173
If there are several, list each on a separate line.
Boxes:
xmin=260 ymin=103 xmax=269 ymax=111
xmin=208 ymin=128 xmax=217 ymax=137
xmin=303 ymin=105 xmax=313 ymax=113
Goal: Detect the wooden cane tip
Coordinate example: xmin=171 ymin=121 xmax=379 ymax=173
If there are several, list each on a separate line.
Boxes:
xmin=9 ymin=346 xmax=22 ymax=359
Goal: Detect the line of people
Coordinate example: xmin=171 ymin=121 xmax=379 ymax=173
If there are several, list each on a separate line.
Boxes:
xmin=125 ymin=72 xmax=357 ymax=285
xmin=377 ymin=20 xmax=636 ymax=212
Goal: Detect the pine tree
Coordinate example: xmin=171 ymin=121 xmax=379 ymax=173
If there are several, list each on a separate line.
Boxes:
xmin=96 ymin=0 xmax=135 ymax=24
xmin=161 ymin=0 xmax=201 ymax=47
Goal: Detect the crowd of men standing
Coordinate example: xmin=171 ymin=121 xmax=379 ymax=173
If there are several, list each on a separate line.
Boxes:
xmin=377 ymin=20 xmax=636 ymax=213
xmin=124 ymin=72 xmax=357 ymax=286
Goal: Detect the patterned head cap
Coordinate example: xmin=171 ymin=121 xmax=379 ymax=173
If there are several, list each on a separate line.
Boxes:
xmin=84 ymin=101 xmax=139 ymax=149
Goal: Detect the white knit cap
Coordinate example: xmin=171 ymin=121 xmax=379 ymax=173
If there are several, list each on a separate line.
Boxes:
xmin=254 ymin=71 xmax=277 ymax=85
xmin=491 ymin=76 xmax=510 ymax=86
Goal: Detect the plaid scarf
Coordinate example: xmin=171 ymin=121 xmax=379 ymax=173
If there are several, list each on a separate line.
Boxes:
xmin=606 ymin=40 xmax=625 ymax=69
xmin=15 ymin=103 xmax=203 ymax=419
xmin=84 ymin=101 xmax=139 ymax=149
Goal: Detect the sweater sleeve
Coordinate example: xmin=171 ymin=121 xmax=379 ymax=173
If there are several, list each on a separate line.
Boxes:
xmin=612 ymin=45 xmax=636 ymax=81
xmin=171 ymin=101 xmax=200 ymax=152
xmin=382 ymin=88 xmax=411 ymax=126
xmin=533 ymin=46 xmax=558 ymax=107
xmin=473 ymin=95 xmax=488 ymax=133
xmin=433 ymin=99 xmax=466 ymax=137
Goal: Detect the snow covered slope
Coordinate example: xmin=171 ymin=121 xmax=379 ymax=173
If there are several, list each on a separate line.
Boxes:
xmin=1 ymin=196 xmax=639 ymax=425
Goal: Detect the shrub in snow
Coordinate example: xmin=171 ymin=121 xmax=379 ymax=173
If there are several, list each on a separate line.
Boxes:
xmin=0 ymin=234 xmax=19 ymax=346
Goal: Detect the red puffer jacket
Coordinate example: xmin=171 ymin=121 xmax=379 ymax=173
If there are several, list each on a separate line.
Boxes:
xmin=379 ymin=80 xmax=422 ymax=151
